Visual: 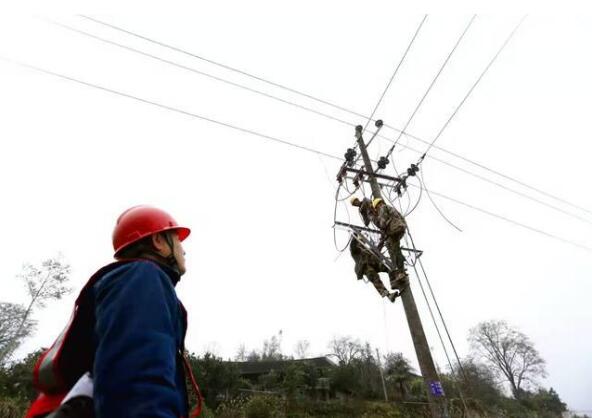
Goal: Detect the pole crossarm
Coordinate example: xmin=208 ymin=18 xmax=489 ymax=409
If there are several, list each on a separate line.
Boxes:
xmin=343 ymin=167 xmax=402 ymax=183
xmin=334 ymin=222 xmax=423 ymax=256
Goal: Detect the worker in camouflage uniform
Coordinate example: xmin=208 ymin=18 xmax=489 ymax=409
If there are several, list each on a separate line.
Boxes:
xmin=371 ymin=198 xmax=409 ymax=291
xmin=350 ymin=197 xmax=400 ymax=303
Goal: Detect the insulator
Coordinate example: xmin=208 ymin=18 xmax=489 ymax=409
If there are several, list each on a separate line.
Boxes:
xmin=407 ymin=163 xmax=419 ymax=177
xmin=344 ymin=148 xmax=357 ymax=166
xmin=375 ymin=119 xmax=384 ymax=128
xmin=377 ymin=156 xmax=389 ymax=169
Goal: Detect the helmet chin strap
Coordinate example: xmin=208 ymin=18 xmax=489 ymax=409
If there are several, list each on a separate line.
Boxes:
xmin=163 ymin=232 xmax=183 ymax=276
xmin=142 ymin=233 xmax=183 ymax=276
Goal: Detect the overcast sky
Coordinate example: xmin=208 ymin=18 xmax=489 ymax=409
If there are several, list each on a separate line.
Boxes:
xmin=1 ymin=2 xmax=591 ymax=413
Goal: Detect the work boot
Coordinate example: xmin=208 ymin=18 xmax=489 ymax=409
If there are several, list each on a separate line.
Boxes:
xmin=387 ymin=292 xmax=400 ymax=303
xmin=390 ymin=271 xmax=409 ymax=291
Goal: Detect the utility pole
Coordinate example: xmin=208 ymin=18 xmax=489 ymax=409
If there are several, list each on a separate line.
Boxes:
xmin=376 ymin=348 xmax=389 ymax=402
xmin=355 ymin=123 xmax=448 ymax=418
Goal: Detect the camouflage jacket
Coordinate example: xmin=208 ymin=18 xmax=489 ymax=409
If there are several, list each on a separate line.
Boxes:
xmin=373 ymin=204 xmax=407 ymax=236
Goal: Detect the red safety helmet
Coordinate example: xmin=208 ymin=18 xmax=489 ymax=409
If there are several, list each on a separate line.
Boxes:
xmin=112 ymin=205 xmax=191 ymax=257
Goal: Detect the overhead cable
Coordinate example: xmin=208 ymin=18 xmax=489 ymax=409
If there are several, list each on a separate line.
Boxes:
xmin=77 ymin=15 xmax=592 ymax=217
xmin=362 ymin=14 xmax=427 ymax=134
xmin=0 ymin=57 xmax=340 ymax=161
xmin=5 ymin=56 xmax=590 ymax=253
xmin=419 ymin=15 xmax=527 ymax=162
xmin=406 ymin=182 xmax=592 ymax=252
xmin=384 ymin=15 xmax=476 ymax=155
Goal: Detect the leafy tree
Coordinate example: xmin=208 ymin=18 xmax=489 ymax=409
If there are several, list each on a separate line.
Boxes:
xmin=384 ymin=352 xmax=415 ymax=400
xmin=282 ymin=363 xmax=307 ymax=399
xmin=446 ymin=358 xmax=501 ymax=406
xmin=522 ymin=387 xmax=567 ymax=417
xmin=469 ymin=320 xmax=546 ymax=398
xmin=187 ymin=352 xmax=246 ymax=409
xmin=329 ymin=362 xmax=361 ymax=397
xmin=0 ymin=303 xmax=35 ymax=366
xmin=0 ymin=349 xmax=43 ymax=402
xmin=0 ymin=257 xmax=70 ymax=364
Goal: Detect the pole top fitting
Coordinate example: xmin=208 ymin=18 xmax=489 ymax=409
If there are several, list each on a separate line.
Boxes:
xmin=375 ymin=119 xmax=383 ymax=128
xmin=355 ymin=125 xmax=363 ymax=133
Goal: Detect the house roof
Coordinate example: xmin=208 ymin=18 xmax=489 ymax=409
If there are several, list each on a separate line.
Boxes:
xmin=229 ymin=356 xmax=336 ymax=376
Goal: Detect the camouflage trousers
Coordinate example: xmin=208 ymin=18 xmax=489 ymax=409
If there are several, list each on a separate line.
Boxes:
xmin=385 ymin=237 xmax=408 ymax=290
xmin=353 ymin=257 xmax=389 ymax=297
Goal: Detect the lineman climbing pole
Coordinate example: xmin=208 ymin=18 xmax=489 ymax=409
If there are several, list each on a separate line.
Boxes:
xmin=344 ymin=122 xmax=449 ymax=418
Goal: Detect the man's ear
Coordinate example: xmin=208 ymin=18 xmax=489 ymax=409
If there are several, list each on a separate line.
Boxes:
xmin=151 ymin=233 xmax=167 ymax=253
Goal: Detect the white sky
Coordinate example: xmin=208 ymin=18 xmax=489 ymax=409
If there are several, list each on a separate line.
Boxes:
xmin=1 ymin=1 xmax=591 ymax=412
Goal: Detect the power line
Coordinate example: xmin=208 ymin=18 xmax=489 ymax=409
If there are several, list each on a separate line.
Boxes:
xmin=385 ymin=15 xmax=476 ymax=155
xmin=420 ymin=170 xmax=463 ymax=232
xmin=5 ymin=56 xmax=590 ymax=253
xmin=45 ymin=19 xmax=359 ymax=131
xmin=406 ymin=182 xmax=592 ymax=253
xmin=0 ymin=57 xmax=340 ymax=162
xmin=78 ymin=15 xmax=592 ymax=218
xmin=420 ymin=16 xmax=527 ymax=161
xmin=399 ymin=141 xmax=592 ymax=226
xmin=399 ymin=227 xmax=469 ymax=415
xmin=362 ymin=14 xmax=428 ymax=134
xmin=405 ymin=226 xmax=469 ymax=385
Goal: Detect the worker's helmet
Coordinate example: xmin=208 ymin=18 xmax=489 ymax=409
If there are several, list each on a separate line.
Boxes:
xmin=372 ymin=198 xmax=384 ymax=209
xmin=112 ymin=205 xmax=191 ymax=258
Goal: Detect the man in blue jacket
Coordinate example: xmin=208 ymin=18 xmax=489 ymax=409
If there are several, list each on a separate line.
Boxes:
xmin=93 ymin=205 xmax=194 ymax=418
xmin=27 ymin=205 xmax=201 ymax=418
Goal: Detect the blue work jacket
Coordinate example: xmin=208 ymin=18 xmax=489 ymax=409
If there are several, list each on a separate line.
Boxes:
xmin=92 ymin=260 xmax=189 ymax=418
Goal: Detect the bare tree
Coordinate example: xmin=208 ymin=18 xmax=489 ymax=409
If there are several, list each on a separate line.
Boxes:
xmin=469 ymin=320 xmax=546 ymax=398
xmin=327 ymin=336 xmax=363 ymax=365
xmin=0 ymin=256 xmax=71 ymax=364
xmin=294 ymin=339 xmax=310 ymax=359
xmin=261 ymin=332 xmax=283 ymax=361
xmin=235 ymin=343 xmax=247 ymax=361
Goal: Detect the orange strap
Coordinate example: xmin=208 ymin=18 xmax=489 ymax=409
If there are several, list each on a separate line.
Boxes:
xmin=181 ymin=353 xmax=203 ymax=417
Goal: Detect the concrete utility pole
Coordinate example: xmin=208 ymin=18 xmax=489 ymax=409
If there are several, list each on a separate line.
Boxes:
xmin=376 ymin=348 xmax=389 ymax=402
xmin=355 ymin=124 xmax=448 ymax=418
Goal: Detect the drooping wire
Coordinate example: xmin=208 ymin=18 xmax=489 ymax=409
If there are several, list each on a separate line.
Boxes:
xmin=420 ymin=168 xmax=463 ymax=232
xmin=405 ymin=176 xmax=423 ymax=217
xmin=333 ymin=184 xmax=353 ymax=253
xmin=6 ymin=56 xmax=591 ymax=253
xmin=419 ymin=15 xmax=527 ymax=163
xmin=384 ymin=15 xmax=476 ymax=158
xmin=77 ymin=14 xmax=592 ymax=218
xmin=405 ymin=181 xmax=592 ymax=252
xmin=362 ymin=14 xmax=428 ymax=134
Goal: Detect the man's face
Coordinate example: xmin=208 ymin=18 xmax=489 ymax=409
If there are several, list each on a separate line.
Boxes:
xmin=153 ymin=231 xmax=187 ymax=275
xmin=170 ymin=232 xmax=187 ymax=276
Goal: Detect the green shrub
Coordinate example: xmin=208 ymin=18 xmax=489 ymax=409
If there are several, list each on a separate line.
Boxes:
xmin=244 ymin=395 xmax=284 ymax=418
xmin=0 ymin=397 xmax=28 ymax=418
